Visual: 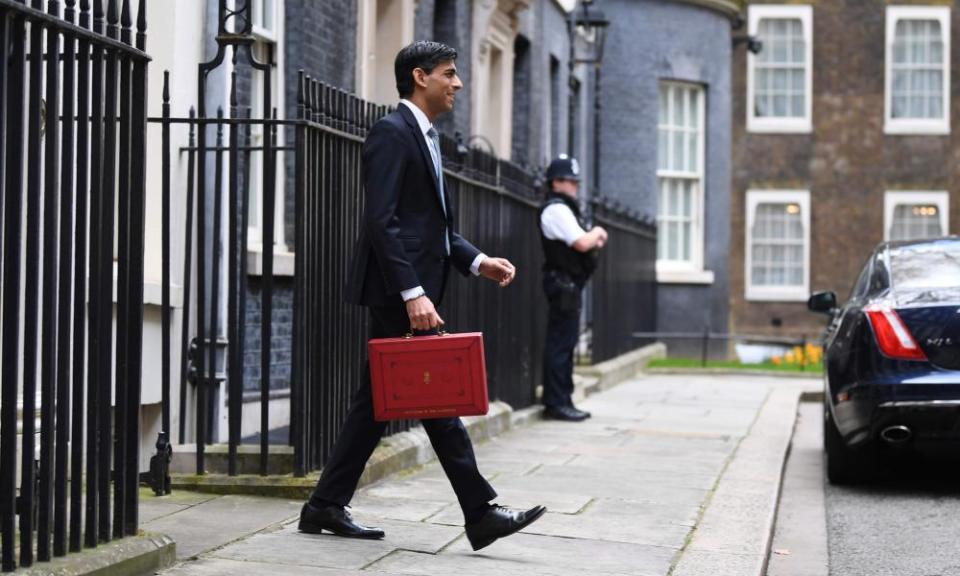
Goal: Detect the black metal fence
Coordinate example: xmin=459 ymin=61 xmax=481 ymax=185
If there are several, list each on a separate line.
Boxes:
xmin=590 ymin=200 xmax=658 ymax=363
xmin=288 ymin=74 xmax=655 ymax=475
xmin=0 ymin=0 xmax=149 ymax=570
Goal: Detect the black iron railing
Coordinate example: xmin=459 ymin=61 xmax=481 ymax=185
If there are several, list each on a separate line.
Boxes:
xmin=590 ymin=199 xmax=658 ymax=363
xmin=0 ymin=0 xmax=149 ymax=570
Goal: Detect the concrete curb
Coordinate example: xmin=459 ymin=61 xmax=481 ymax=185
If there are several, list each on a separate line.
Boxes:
xmin=171 ymin=342 xmax=665 ymax=498
xmin=17 ymin=533 xmax=175 ymax=576
xmin=575 ymin=343 xmax=667 ymax=394
xmin=670 ymin=387 xmax=802 ymax=576
xmin=646 ymin=366 xmax=822 ymax=379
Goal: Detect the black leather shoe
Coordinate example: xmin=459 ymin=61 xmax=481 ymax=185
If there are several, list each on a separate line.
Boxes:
xmin=570 ymin=405 xmax=591 ymax=419
xmin=544 ymin=405 xmax=589 ymax=422
xmin=465 ymin=504 xmax=547 ymax=551
xmin=298 ymin=502 xmax=385 ymax=539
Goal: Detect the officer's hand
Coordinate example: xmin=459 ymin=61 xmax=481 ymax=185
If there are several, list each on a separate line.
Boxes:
xmin=406 ymin=295 xmax=444 ymax=331
xmin=479 ymin=257 xmax=516 ymax=287
xmin=593 ymin=226 xmax=609 ymax=249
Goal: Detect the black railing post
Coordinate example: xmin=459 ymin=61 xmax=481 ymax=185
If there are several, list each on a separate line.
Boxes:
xmin=55 ymin=0 xmax=78 ymax=558
xmin=178 ymin=108 xmax=196 ymax=446
xmin=227 ymin=72 xmax=241 ymax=477
xmin=292 ymin=70 xmax=307 ymax=477
xmin=161 ymin=70 xmax=172 ymax=455
xmin=71 ymin=0 xmax=91 ymax=553
xmin=1 ymin=6 xmax=27 ymax=572
xmin=38 ymin=0 xmax=63 ymax=561
xmin=112 ymin=0 xmax=132 ymax=539
xmin=123 ymin=0 xmax=148 ymax=533
xmin=20 ymin=0 xmax=47 ymax=564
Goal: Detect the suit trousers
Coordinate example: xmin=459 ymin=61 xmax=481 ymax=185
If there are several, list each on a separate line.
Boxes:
xmin=541 ymin=301 xmax=580 ymax=408
xmin=311 ymin=305 xmax=497 ymax=515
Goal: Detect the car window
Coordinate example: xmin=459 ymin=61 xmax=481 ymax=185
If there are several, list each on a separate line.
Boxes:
xmin=849 ymin=255 xmax=873 ymax=301
xmin=889 ymin=242 xmax=960 ymax=290
xmin=869 ymin=251 xmax=890 ymax=295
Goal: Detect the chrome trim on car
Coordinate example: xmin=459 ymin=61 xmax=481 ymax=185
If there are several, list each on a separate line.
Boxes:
xmin=878 ymin=400 xmax=960 ymax=408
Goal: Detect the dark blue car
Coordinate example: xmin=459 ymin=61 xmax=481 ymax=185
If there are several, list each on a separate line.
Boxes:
xmin=809 ymin=237 xmax=960 ymax=484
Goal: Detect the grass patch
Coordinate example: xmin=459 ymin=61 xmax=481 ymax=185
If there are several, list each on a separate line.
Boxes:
xmin=648 ymin=357 xmax=823 ymax=373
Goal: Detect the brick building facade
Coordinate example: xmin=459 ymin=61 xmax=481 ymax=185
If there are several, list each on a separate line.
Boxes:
xmin=732 ymin=1 xmax=960 ymax=341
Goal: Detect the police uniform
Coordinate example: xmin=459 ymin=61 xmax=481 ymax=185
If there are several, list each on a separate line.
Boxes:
xmin=538 ymin=156 xmax=597 ymax=421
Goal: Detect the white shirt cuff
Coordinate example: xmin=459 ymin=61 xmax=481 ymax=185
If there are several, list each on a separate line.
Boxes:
xmin=470 ymin=253 xmax=487 ymax=276
xmin=401 ymin=286 xmax=425 ymax=302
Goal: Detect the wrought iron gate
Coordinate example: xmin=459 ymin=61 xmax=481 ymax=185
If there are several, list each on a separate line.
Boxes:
xmin=0 ymin=0 xmax=150 ymax=570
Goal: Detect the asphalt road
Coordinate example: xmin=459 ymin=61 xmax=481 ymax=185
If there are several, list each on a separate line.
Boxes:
xmin=771 ymin=401 xmax=960 ymax=576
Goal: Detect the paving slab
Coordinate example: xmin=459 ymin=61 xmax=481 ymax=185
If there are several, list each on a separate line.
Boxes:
xmin=142 ymin=494 xmax=303 ymax=559
xmin=161 ymin=557 xmax=407 ymax=575
xmin=367 ymin=533 xmax=676 ymax=576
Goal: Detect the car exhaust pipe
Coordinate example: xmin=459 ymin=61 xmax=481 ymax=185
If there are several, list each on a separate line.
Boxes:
xmin=880 ymin=425 xmax=912 ymax=444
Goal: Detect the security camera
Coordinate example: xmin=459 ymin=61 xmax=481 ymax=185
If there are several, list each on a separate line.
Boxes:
xmin=747 ymin=37 xmax=763 ymax=55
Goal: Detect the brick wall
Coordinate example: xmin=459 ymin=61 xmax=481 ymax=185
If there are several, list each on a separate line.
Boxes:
xmin=731 ymin=0 xmax=960 ymax=339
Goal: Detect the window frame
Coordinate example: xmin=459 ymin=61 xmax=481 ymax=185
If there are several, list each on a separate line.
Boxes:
xmin=251 ymin=0 xmax=278 ymax=42
xmin=883 ymin=190 xmax=949 ymax=241
xmin=745 ymin=190 xmax=811 ymax=302
xmin=246 ymin=0 xmax=291 ymax=275
xmin=746 ymin=4 xmax=814 ymax=134
xmin=885 ymin=5 xmax=951 ymax=135
xmin=656 ymin=80 xmax=712 ymax=284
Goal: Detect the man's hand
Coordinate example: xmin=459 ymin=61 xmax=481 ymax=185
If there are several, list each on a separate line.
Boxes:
xmin=406 ymin=295 xmax=444 ymax=331
xmin=594 ymin=226 xmax=609 ymax=249
xmin=479 ymin=257 xmax=516 ymax=287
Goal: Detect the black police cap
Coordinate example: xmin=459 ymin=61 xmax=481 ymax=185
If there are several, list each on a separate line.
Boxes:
xmin=545 ymin=154 xmax=581 ymax=181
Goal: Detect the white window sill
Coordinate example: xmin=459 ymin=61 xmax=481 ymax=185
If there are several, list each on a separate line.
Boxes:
xmin=747 ymin=119 xmax=813 ymax=134
xmin=247 ymin=246 xmax=295 ymax=277
xmin=883 ymin=121 xmax=950 ymax=136
xmin=745 ymin=287 xmax=809 ymax=302
xmin=656 ymin=269 xmax=715 ymax=285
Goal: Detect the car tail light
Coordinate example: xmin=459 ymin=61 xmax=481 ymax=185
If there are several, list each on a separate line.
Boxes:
xmin=864 ymin=304 xmax=927 ymax=361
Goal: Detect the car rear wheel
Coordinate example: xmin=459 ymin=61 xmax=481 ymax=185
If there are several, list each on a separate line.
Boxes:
xmin=824 ymin=403 xmax=878 ymax=485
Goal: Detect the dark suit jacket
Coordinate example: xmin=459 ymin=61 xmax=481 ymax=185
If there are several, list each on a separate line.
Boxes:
xmin=345 ymin=104 xmax=481 ymax=307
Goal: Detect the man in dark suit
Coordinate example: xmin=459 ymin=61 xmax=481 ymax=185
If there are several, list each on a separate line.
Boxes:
xmin=298 ymin=41 xmax=545 ymax=552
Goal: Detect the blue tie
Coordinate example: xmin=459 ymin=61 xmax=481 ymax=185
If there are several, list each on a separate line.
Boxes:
xmin=427 ymin=127 xmax=450 ymax=255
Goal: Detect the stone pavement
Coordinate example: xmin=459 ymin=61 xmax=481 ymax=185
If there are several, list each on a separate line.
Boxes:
xmin=146 ymin=373 xmax=818 ymax=576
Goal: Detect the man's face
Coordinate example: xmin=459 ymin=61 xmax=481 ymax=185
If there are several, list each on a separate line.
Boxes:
xmin=553 ymin=178 xmax=580 ymax=197
xmin=416 ymin=60 xmax=462 ymax=116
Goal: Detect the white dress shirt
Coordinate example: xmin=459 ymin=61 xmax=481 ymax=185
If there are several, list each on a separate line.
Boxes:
xmin=540 ymin=202 xmax=587 ymax=247
xmin=397 ymin=100 xmax=486 ymax=302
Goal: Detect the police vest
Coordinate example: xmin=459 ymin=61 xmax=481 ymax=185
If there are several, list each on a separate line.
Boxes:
xmin=538 ymin=193 xmax=598 ymax=282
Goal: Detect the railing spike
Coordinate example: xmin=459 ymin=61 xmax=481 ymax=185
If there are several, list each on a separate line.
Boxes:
xmin=230 ymin=71 xmax=237 ymax=108
xmin=137 ymin=0 xmax=146 ymax=33
xmin=163 ymin=71 xmax=170 ymax=104
xmin=121 ymin=0 xmax=131 ymax=28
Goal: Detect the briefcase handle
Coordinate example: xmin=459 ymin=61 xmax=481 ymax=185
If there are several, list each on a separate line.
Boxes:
xmin=403 ymin=324 xmax=449 ymax=339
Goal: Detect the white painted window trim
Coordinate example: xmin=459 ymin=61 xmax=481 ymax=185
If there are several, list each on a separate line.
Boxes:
xmin=745 ymin=190 xmax=811 ymax=302
xmin=657 ymin=81 xmax=710 ymax=284
xmin=883 ymin=190 xmax=949 ymax=240
xmin=251 ymin=0 xmax=278 ymax=42
xmin=747 ymin=5 xmax=813 ymax=134
xmin=247 ymin=0 xmax=288 ymax=271
xmin=884 ymin=6 xmax=951 ymax=135
xmin=355 ymin=0 xmax=416 ymax=104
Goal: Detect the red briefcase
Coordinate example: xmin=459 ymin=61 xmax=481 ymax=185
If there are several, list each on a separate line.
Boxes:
xmin=368 ymin=331 xmax=489 ymax=422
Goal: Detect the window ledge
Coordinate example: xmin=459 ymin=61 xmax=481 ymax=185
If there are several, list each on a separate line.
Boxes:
xmin=657 ymin=269 xmax=715 ymax=285
xmin=883 ymin=121 xmax=950 ymax=136
xmin=745 ymin=288 xmax=809 ymax=302
xmin=247 ymin=246 xmax=295 ymax=277
xmin=746 ymin=119 xmax=813 ymax=134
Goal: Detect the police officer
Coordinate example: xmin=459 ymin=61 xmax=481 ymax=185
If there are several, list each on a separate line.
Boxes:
xmin=538 ymin=155 xmax=608 ymax=422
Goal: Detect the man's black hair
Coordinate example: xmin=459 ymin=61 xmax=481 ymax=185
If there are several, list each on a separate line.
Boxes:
xmin=395 ymin=41 xmax=458 ymax=99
